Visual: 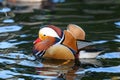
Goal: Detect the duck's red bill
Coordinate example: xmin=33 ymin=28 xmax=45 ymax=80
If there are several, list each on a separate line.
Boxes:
xmin=33 ymin=38 xmax=41 ymax=44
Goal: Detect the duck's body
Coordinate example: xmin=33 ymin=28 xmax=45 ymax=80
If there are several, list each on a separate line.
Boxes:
xmin=33 ymin=24 xmax=102 ymax=59
xmin=43 ymin=44 xmax=75 ymax=59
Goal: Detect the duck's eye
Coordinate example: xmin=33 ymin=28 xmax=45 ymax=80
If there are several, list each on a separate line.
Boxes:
xmin=43 ymin=34 xmax=46 ymax=36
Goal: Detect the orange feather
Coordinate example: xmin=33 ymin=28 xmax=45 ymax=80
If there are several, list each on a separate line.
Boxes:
xmin=67 ymin=24 xmax=85 ymax=40
xmin=43 ymin=44 xmax=75 ymax=59
xmin=62 ymin=30 xmax=78 ymax=52
xmin=34 ymin=37 xmax=55 ymax=51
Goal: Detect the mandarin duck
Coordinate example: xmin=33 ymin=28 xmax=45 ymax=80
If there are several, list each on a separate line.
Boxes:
xmin=33 ymin=24 xmax=103 ymax=59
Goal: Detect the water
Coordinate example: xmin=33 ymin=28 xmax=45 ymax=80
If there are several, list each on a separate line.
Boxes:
xmin=0 ymin=0 xmax=120 ymax=80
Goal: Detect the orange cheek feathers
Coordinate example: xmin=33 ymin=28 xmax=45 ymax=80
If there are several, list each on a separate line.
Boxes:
xmin=34 ymin=37 xmax=56 ymax=51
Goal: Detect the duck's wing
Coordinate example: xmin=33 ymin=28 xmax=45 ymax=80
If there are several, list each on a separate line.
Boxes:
xmin=77 ymin=40 xmax=94 ymax=49
xmin=79 ymin=48 xmax=104 ymax=58
xmin=77 ymin=40 xmax=104 ymax=58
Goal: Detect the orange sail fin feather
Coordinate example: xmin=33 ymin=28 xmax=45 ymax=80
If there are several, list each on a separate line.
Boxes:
xmin=33 ymin=24 xmax=103 ymax=59
xmin=62 ymin=30 xmax=78 ymax=52
xmin=67 ymin=24 xmax=85 ymax=40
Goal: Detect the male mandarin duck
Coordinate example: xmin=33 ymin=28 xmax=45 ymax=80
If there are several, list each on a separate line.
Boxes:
xmin=33 ymin=24 xmax=103 ymax=59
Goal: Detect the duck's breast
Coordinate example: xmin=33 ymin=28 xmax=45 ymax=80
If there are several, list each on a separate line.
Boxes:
xmin=43 ymin=44 xmax=75 ymax=59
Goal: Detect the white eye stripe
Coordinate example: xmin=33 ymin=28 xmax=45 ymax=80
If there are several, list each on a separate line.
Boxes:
xmin=39 ymin=27 xmax=60 ymax=39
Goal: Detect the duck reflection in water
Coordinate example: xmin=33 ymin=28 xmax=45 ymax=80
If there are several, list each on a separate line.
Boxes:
xmin=35 ymin=58 xmax=102 ymax=80
xmin=6 ymin=0 xmax=64 ymax=13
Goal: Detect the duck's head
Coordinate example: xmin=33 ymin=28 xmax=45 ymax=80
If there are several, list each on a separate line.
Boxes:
xmin=34 ymin=25 xmax=63 ymax=45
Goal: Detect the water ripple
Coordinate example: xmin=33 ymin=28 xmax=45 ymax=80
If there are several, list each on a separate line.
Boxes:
xmin=76 ymin=65 xmax=120 ymax=74
xmin=18 ymin=60 xmax=43 ymax=67
xmin=0 ymin=69 xmax=57 ymax=79
xmin=0 ymin=52 xmax=28 ymax=59
xmin=116 ymin=35 xmax=120 ymax=39
xmin=0 ymin=58 xmax=16 ymax=64
xmin=92 ymin=40 xmax=108 ymax=44
xmin=0 ymin=25 xmax=22 ymax=33
xmin=3 ymin=19 xmax=15 ymax=23
xmin=0 ymin=41 xmax=30 ymax=49
xmin=0 ymin=70 xmax=19 ymax=79
xmin=113 ymin=39 xmax=120 ymax=42
xmin=0 ymin=7 xmax=11 ymax=13
xmin=97 ymin=52 xmax=120 ymax=59
xmin=115 ymin=22 xmax=120 ymax=26
xmin=0 ymin=42 xmax=15 ymax=49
